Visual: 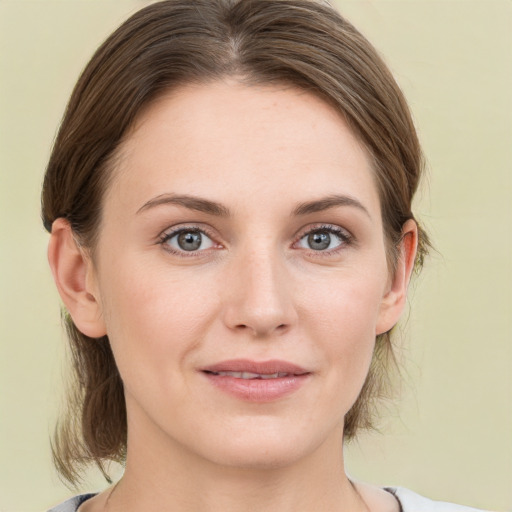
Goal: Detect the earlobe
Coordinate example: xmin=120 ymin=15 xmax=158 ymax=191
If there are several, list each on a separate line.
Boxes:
xmin=376 ymin=219 xmax=418 ymax=335
xmin=47 ymin=218 xmax=107 ymax=338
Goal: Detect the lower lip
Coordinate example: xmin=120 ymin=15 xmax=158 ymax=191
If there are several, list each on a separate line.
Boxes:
xmin=202 ymin=373 xmax=309 ymax=402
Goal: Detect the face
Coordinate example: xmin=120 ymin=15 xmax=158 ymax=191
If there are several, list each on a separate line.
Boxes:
xmin=85 ymin=81 xmax=408 ymax=469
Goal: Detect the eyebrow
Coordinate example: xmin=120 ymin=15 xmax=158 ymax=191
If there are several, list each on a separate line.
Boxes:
xmin=136 ymin=193 xmax=370 ymax=218
xmin=293 ymin=194 xmax=371 ymax=218
xmin=137 ymin=194 xmax=231 ymax=217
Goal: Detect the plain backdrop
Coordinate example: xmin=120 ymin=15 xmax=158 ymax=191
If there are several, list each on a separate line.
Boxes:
xmin=0 ymin=1 xmax=510 ymax=511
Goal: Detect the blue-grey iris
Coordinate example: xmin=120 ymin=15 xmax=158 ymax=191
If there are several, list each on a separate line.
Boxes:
xmin=308 ymin=231 xmax=331 ymax=250
xmin=178 ymin=231 xmax=202 ymax=251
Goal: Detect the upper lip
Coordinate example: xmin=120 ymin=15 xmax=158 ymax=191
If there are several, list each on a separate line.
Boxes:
xmin=200 ymin=359 xmax=309 ymax=375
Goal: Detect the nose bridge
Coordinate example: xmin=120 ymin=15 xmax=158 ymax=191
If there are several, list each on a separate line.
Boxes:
xmin=223 ymin=240 xmax=296 ymax=337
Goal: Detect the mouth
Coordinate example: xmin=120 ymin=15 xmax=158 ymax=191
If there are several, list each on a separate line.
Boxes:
xmin=201 ymin=359 xmax=309 ymax=375
xmin=200 ymin=359 xmax=310 ymax=402
xmin=204 ymin=371 xmax=295 ymax=379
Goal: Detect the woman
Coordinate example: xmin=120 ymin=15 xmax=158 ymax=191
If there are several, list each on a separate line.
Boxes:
xmin=43 ymin=1 xmax=486 ymax=511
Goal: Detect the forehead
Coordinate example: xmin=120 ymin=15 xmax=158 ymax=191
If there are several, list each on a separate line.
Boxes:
xmin=106 ymin=81 xmax=380 ymax=218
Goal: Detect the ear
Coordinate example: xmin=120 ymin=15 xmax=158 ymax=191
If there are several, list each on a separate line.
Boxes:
xmin=376 ymin=219 xmax=418 ymax=335
xmin=47 ymin=218 xmax=107 ymax=338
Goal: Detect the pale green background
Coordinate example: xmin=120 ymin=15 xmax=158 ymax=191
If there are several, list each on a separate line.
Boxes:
xmin=0 ymin=1 xmax=510 ymax=511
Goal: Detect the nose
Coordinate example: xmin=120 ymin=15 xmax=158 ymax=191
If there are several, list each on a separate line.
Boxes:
xmin=222 ymin=247 xmax=298 ymax=338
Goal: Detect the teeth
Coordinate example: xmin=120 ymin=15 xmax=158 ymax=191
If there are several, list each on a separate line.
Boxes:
xmin=242 ymin=372 xmax=263 ymax=379
xmin=212 ymin=371 xmax=289 ymax=379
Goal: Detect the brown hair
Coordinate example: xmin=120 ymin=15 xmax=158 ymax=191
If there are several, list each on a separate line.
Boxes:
xmin=42 ymin=0 xmax=429 ymax=485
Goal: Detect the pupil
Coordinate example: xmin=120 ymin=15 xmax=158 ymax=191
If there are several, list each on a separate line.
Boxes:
xmin=308 ymin=231 xmax=330 ymax=250
xmin=178 ymin=231 xmax=202 ymax=251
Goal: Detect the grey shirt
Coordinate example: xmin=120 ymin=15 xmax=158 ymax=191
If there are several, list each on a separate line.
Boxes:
xmin=48 ymin=487 xmax=489 ymax=512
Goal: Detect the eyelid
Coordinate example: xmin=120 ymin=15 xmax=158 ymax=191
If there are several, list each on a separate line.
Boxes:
xmin=293 ymin=223 xmax=354 ymax=254
xmin=157 ymin=224 xmax=221 ymax=256
xmin=156 ymin=222 xmax=353 ymax=257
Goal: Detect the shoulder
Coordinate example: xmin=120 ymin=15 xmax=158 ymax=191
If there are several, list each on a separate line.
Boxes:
xmin=47 ymin=493 xmax=97 ymax=512
xmin=385 ymin=487 xmax=492 ymax=512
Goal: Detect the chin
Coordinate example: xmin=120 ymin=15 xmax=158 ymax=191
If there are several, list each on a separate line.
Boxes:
xmin=206 ymin=442 xmax=307 ymax=471
xmin=192 ymin=421 xmax=338 ymax=471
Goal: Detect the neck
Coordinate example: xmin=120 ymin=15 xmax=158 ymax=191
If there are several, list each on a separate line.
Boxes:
xmin=107 ymin=418 xmax=366 ymax=512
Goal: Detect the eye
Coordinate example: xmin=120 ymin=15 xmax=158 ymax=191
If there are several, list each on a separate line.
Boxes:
xmin=296 ymin=226 xmax=350 ymax=252
xmin=161 ymin=228 xmax=215 ymax=253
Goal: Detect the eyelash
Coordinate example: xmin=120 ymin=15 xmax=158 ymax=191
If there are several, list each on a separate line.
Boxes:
xmin=157 ymin=224 xmax=353 ymax=257
xmin=296 ymin=224 xmax=354 ymax=256
xmin=158 ymin=225 xmax=219 ymax=257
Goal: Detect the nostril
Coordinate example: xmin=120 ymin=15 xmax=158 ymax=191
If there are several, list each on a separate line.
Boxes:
xmin=234 ymin=323 xmax=288 ymax=334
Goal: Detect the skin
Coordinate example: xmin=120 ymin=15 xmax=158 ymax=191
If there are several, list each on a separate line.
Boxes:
xmin=49 ymin=81 xmax=417 ymax=512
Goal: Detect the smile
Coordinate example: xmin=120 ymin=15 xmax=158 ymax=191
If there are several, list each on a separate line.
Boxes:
xmin=205 ymin=371 xmax=292 ymax=379
xmin=201 ymin=360 xmax=310 ymax=402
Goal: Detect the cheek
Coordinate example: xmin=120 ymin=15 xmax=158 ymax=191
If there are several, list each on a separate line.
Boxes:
xmin=97 ymin=258 xmax=221 ymax=382
xmin=303 ymin=269 xmax=385 ymax=343
xmin=300 ymin=270 xmax=386 ymax=395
